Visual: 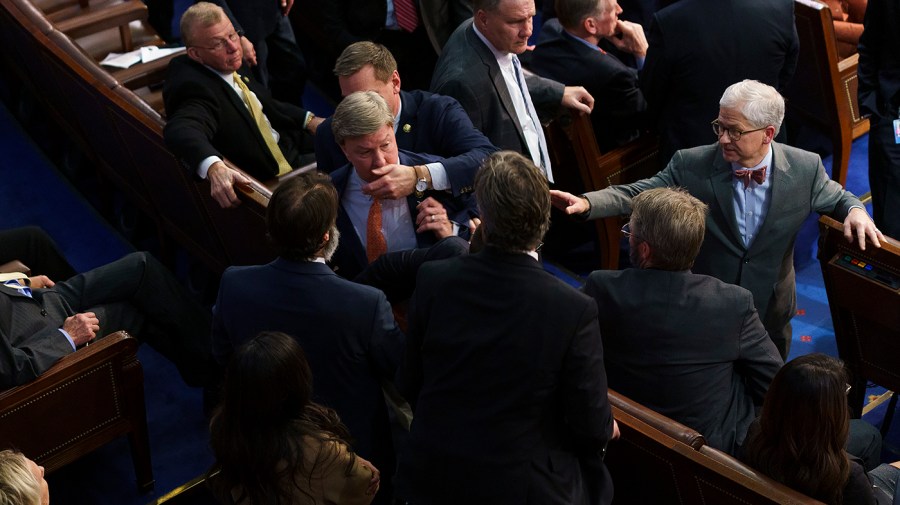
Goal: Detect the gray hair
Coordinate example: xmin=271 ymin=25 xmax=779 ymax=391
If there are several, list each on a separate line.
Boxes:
xmin=719 ymin=80 xmax=785 ymax=136
xmin=180 ymin=1 xmax=225 ymax=47
xmin=331 ymin=91 xmax=395 ymax=145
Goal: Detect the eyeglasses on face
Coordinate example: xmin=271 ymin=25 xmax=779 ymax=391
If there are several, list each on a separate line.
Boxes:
xmin=620 ymin=222 xmax=644 ymax=243
xmin=711 ymin=119 xmax=767 ymax=141
xmin=191 ymin=30 xmax=240 ymax=52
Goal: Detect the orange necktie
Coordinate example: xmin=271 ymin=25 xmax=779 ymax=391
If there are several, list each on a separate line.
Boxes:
xmin=367 ymin=199 xmax=387 ymax=263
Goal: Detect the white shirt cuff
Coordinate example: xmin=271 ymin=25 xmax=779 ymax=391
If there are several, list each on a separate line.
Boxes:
xmin=58 ymin=328 xmax=77 ymax=351
xmin=426 ymin=162 xmax=450 ymax=191
xmin=198 ymin=156 xmax=223 ymax=179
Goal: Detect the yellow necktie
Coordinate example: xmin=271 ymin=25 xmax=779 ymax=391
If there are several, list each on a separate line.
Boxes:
xmin=233 ymin=72 xmax=292 ymax=176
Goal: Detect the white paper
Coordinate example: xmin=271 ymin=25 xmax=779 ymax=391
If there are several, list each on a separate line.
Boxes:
xmin=140 ymin=45 xmax=185 ymax=63
xmin=100 ymin=50 xmax=141 ymax=69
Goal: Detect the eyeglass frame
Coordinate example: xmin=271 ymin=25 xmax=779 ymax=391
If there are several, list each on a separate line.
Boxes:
xmin=620 ymin=222 xmax=647 ymax=244
xmin=189 ymin=30 xmax=240 ymax=52
xmin=710 ymin=119 xmax=768 ymax=141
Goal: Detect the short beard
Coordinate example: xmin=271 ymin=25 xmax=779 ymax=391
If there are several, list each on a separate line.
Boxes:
xmin=321 ymin=226 xmax=340 ymax=262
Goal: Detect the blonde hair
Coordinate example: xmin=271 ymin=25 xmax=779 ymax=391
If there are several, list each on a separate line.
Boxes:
xmin=0 ymin=451 xmax=41 ymax=505
xmin=180 ymin=1 xmax=226 ymax=47
xmin=331 ymin=91 xmax=395 ymax=145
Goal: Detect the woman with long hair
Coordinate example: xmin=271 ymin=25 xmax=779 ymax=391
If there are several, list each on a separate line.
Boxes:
xmin=0 ymin=450 xmax=49 ymax=505
xmin=743 ymin=353 xmax=899 ymax=504
xmin=209 ymin=331 xmax=380 ymax=504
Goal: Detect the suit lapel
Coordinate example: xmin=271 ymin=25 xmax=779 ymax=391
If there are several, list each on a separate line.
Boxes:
xmin=467 ymin=26 xmax=526 ymax=143
xmin=397 ymin=91 xmax=417 ymax=151
xmin=749 ymin=143 xmax=793 ymax=253
xmin=710 ymin=146 xmax=745 ymax=248
xmin=332 ymin=166 xmax=369 ymax=270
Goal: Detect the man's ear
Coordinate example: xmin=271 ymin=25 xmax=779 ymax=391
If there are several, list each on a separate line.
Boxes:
xmin=186 ymin=46 xmax=204 ymax=64
xmin=638 ymin=240 xmax=652 ymax=267
xmin=391 ymin=70 xmax=401 ymax=94
xmin=583 ymin=16 xmax=598 ymax=37
xmin=762 ymin=125 xmax=777 ymax=144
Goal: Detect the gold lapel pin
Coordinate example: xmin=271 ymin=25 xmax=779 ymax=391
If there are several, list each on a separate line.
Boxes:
xmin=402 ymin=124 xmax=412 ymax=133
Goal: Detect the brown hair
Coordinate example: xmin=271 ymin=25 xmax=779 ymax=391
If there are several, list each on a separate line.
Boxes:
xmin=267 ymin=172 xmax=338 ymax=261
xmin=630 ymin=187 xmax=708 ymax=270
xmin=333 ymin=41 xmax=397 ymax=82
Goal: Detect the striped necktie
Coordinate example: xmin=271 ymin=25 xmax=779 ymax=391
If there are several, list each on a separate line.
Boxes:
xmin=394 ymin=0 xmax=419 ymax=32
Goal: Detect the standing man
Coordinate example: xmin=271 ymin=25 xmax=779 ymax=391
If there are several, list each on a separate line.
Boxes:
xmin=431 ymin=0 xmax=595 ymax=183
xmin=211 ymin=172 xmax=403 ymax=504
xmin=397 ymin=151 xmax=615 ymax=505
xmin=858 ymin=0 xmax=900 ymax=239
xmin=315 ymin=41 xmax=497 ymax=199
xmin=640 ymin=0 xmax=798 ymax=162
xmin=552 ymin=80 xmax=882 ymax=359
xmin=532 ymin=0 xmax=648 ymax=152
xmin=163 ymin=2 xmax=320 ymax=209
xmin=584 ymin=187 xmax=782 ymax=456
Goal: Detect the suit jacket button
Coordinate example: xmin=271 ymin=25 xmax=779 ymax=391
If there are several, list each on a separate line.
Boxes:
xmin=41 ymin=309 xmax=47 ymax=316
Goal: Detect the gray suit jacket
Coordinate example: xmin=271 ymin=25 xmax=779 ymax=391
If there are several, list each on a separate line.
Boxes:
xmin=585 ymin=142 xmax=861 ymax=335
xmin=430 ymin=19 xmax=564 ymax=156
xmin=583 ymin=268 xmax=783 ymax=455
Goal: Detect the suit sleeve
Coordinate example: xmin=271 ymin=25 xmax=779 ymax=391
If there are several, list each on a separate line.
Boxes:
xmin=583 ymin=148 xmax=683 ymax=219
xmin=524 ymin=73 xmax=565 ymax=121
xmin=0 ymin=314 xmax=74 ymax=390
xmin=427 ymin=97 xmax=499 ymax=196
xmin=163 ymin=80 xmax=227 ymax=172
xmin=857 ymin=0 xmax=883 ymax=118
xmin=808 ymin=154 xmax=864 ymax=219
xmin=734 ymin=292 xmax=783 ymax=406
xmin=560 ymin=298 xmax=614 ymax=454
xmin=367 ymin=291 xmax=405 ymax=382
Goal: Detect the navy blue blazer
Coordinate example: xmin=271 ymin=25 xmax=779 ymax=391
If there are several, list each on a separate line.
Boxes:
xmin=315 ymin=89 xmax=497 ymax=196
xmin=211 ymin=257 xmax=404 ymax=476
xmin=330 ymin=151 xmax=477 ymax=280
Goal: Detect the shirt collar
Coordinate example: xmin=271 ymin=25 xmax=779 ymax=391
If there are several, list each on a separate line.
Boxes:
xmin=473 ymin=22 xmax=515 ymax=66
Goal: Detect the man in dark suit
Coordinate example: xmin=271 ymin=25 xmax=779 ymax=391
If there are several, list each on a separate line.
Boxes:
xmin=431 ymin=0 xmax=594 ymax=183
xmin=532 ymin=0 xmax=648 ymax=152
xmin=163 ymin=2 xmax=320 ymax=209
xmin=0 ymin=252 xmax=215 ymax=391
xmin=858 ymin=0 xmax=900 ymax=239
xmin=640 ymin=0 xmax=799 ymax=162
xmin=329 ymin=91 xmax=476 ymax=282
xmin=552 ymin=80 xmax=883 ymax=359
xmin=211 ymin=172 xmax=403 ymax=504
xmin=396 ymin=151 xmax=615 ymax=505
xmin=584 ymin=187 xmax=782 ymax=456
xmin=316 ymin=41 xmax=497 ymax=199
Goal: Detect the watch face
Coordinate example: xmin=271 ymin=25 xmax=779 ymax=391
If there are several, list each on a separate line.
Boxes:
xmin=416 ymin=179 xmax=428 ymax=192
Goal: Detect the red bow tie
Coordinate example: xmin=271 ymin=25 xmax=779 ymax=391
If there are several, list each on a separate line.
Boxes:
xmin=733 ymin=166 xmax=767 ymax=188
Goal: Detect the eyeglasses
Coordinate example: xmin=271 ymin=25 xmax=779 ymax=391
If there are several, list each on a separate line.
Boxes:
xmin=190 ymin=30 xmax=240 ymax=52
xmin=846 ymin=383 xmax=852 ymax=395
xmin=711 ymin=119 xmax=767 ymax=141
xmin=621 ymin=223 xmax=644 ymax=243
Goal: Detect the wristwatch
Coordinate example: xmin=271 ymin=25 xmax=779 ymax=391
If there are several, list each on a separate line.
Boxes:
xmin=414 ymin=166 xmax=429 ymax=197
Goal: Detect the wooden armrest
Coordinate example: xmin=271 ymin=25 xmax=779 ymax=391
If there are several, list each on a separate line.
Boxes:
xmin=0 ymin=330 xmax=138 ymax=402
xmin=0 ymin=260 xmax=30 ymax=275
xmin=52 ymin=0 xmax=147 ymax=39
xmin=609 ymin=388 xmax=707 ymax=450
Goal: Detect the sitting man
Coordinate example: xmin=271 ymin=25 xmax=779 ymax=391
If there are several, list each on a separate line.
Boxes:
xmin=163 ymin=2 xmax=322 ymax=209
xmin=316 ymin=41 xmax=498 ymax=200
xmin=211 ymin=172 xmax=403 ymax=504
xmin=0 ymin=251 xmax=215 ymax=390
xmin=551 ymin=80 xmax=883 ymax=359
xmin=531 ymin=0 xmax=648 ymax=152
xmin=329 ymin=91 xmax=476 ymax=282
xmin=583 ymin=187 xmax=783 ymax=456
xmin=431 ymin=0 xmax=595 ymax=182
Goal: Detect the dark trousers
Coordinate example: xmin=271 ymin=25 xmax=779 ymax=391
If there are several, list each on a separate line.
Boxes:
xmin=868 ymin=115 xmax=900 ymax=239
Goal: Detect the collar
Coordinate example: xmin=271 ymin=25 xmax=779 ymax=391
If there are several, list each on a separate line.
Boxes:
xmin=562 ymin=29 xmax=604 ymax=53
xmin=473 ymin=22 xmax=514 ymax=65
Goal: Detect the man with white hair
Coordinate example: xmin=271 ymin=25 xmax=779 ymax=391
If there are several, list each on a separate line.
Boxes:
xmin=552 ymin=80 xmax=883 ymax=359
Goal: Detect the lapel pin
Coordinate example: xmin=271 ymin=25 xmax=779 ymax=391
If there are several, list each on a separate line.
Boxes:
xmin=402 ymin=124 xmax=412 ymax=133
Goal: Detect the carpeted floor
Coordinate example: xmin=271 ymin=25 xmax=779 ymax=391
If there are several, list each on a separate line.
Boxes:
xmin=0 ymin=87 xmax=897 ymax=504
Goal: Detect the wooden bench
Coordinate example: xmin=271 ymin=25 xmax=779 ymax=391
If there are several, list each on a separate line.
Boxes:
xmin=607 ymin=389 xmax=826 ymax=504
xmin=545 ymin=113 xmax=662 ymax=270
xmin=785 ymin=0 xmax=869 ymax=188
xmin=818 ymin=215 xmax=900 ymax=431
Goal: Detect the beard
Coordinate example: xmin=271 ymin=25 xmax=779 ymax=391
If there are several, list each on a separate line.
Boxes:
xmin=321 ymin=226 xmax=340 ymax=262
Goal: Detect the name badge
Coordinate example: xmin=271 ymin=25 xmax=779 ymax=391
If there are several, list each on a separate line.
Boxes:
xmin=894 ymin=119 xmax=900 ymax=144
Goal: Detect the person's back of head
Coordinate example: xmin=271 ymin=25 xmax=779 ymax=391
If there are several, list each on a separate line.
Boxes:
xmin=267 ymin=172 xmax=340 ymax=262
xmin=555 ymin=0 xmax=603 ymax=31
xmin=630 ymin=187 xmax=707 ymax=270
xmin=210 ymin=332 xmax=353 ymax=504
xmin=333 ymin=42 xmax=397 ymax=82
xmin=475 ymin=151 xmax=550 ymax=253
xmin=743 ymin=353 xmax=851 ymax=504
xmin=0 ymin=450 xmax=46 ymax=505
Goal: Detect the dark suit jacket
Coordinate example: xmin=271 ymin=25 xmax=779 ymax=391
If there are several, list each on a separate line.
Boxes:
xmin=584 ymin=142 xmax=862 ymax=340
xmin=315 ymin=89 xmax=498 ymax=195
xmin=163 ymin=56 xmax=310 ymax=181
xmin=640 ymin=0 xmax=799 ymax=161
xmin=583 ymin=268 xmax=782 ymax=455
xmin=211 ymin=258 xmax=403 ymax=480
xmin=330 ymin=151 xmax=478 ymax=280
xmin=858 ymin=0 xmax=900 ymax=121
xmin=396 ymin=248 xmax=614 ymax=505
xmin=531 ymin=19 xmax=646 ymax=152
xmin=431 ymin=19 xmax=565 ymax=156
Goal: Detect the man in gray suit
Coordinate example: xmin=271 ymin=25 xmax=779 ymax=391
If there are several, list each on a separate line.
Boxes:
xmin=552 ymin=80 xmax=883 ymax=359
xmin=430 ymin=0 xmax=594 ymax=184
xmin=584 ymin=187 xmax=782 ymax=456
